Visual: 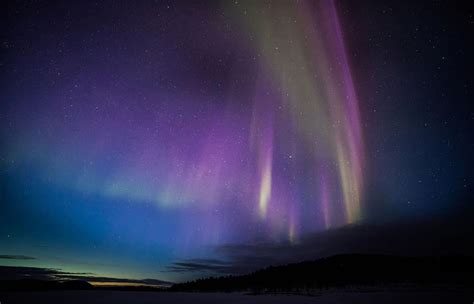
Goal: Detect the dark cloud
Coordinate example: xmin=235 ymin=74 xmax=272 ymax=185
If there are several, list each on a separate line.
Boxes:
xmin=0 ymin=266 xmax=61 ymax=280
xmin=0 ymin=266 xmax=173 ymax=286
xmin=0 ymin=255 xmax=36 ymax=260
xmin=166 ymin=259 xmax=237 ymax=274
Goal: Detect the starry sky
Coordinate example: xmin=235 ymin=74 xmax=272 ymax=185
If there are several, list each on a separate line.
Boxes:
xmin=1 ymin=0 xmax=473 ymax=284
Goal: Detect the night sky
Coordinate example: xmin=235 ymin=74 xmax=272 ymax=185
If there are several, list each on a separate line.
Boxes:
xmin=1 ymin=0 xmax=473 ymax=285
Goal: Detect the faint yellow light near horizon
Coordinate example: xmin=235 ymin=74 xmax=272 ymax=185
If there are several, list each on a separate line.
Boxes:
xmin=89 ymin=281 xmax=164 ymax=288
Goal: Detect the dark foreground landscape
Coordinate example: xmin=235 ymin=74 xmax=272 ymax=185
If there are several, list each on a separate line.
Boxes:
xmin=1 ymin=254 xmax=473 ymax=303
xmin=170 ymin=254 xmax=474 ymax=292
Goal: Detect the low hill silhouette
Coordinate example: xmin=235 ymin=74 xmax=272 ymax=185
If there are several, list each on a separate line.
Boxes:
xmin=170 ymin=254 xmax=474 ymax=292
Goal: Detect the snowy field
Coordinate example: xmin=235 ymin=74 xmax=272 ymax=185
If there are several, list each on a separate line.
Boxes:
xmin=1 ymin=290 xmax=473 ymax=304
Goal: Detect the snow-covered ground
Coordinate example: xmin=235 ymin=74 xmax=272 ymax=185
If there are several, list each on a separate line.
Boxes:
xmin=1 ymin=290 xmax=472 ymax=304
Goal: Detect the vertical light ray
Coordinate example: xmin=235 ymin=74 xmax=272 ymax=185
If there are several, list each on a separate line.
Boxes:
xmin=319 ymin=169 xmax=331 ymax=229
xmin=326 ymin=0 xmax=364 ymax=223
xmin=259 ymin=152 xmax=272 ymax=218
xmin=288 ymin=220 xmax=296 ymax=243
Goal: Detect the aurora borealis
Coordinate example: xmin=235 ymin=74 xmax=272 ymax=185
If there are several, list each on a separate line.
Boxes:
xmin=1 ymin=0 xmax=473 ymax=284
